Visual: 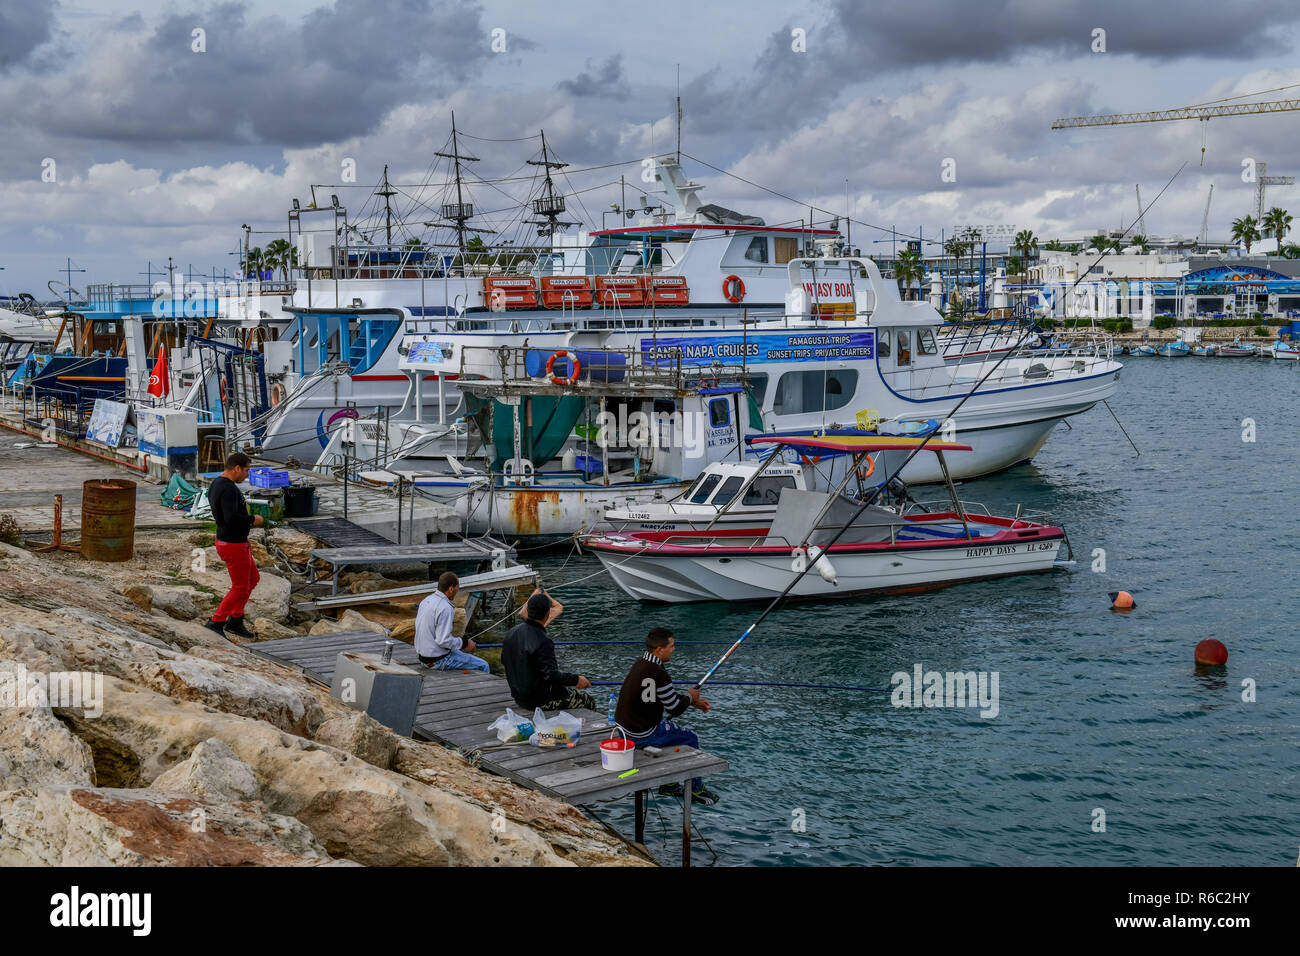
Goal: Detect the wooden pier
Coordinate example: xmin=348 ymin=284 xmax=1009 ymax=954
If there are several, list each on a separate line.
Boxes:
xmin=248 ymin=630 xmax=729 ymax=865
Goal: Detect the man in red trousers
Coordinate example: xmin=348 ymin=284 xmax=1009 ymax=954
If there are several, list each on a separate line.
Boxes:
xmin=204 ymin=452 xmax=264 ymax=639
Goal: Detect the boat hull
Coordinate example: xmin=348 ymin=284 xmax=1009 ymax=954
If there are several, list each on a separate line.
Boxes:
xmin=587 ymin=531 xmax=1063 ymax=603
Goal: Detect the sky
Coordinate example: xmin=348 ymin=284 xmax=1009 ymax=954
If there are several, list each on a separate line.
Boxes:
xmin=4 ymin=0 xmax=1300 ymax=293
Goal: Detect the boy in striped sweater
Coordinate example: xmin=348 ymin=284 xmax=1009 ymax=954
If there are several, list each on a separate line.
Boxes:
xmin=614 ymin=626 xmax=719 ymax=805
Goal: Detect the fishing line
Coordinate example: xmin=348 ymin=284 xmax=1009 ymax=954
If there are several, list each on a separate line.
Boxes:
xmin=1102 ymin=399 xmax=1141 ymax=456
xmin=693 ymin=160 xmax=1188 ymax=690
xmin=589 ymin=680 xmax=889 ymax=692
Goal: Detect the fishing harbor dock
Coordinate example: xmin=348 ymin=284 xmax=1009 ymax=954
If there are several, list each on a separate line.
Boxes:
xmin=249 ymin=630 xmax=729 ymax=866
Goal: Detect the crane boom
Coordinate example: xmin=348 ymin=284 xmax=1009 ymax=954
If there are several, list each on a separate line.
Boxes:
xmin=1052 ymin=97 xmax=1300 ymax=129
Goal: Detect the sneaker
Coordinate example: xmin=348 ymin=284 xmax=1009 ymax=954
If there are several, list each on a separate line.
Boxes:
xmin=657 ymin=783 xmax=685 ymax=798
xmin=690 ymin=784 xmax=720 ymax=806
xmin=224 ymin=616 xmax=255 ymax=639
xmin=204 ymin=619 xmax=228 ymax=637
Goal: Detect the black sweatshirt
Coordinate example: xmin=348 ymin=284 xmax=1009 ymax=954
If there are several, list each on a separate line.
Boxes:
xmin=615 ymin=651 xmax=691 ymax=738
xmin=209 ymin=476 xmax=254 ymax=544
xmin=502 ymin=619 xmax=578 ymax=709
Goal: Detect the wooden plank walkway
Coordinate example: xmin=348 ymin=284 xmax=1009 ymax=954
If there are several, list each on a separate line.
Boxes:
xmin=247 ymin=631 xmax=729 ymax=864
xmin=307 ymin=535 xmax=517 ymax=593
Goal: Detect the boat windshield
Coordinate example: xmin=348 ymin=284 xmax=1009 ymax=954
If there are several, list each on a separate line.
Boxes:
xmin=711 ymin=476 xmax=745 ymax=506
xmin=690 ymin=474 xmax=722 ymax=503
xmin=743 ymin=474 xmax=796 ymax=506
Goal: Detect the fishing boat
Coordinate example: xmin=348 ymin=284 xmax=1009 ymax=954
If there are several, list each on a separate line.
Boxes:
xmin=1268 ymin=339 xmax=1300 ymax=360
xmin=1190 ymin=344 xmax=1217 ymax=357
xmin=1128 ymin=344 xmax=1157 ymax=356
xmin=581 ymin=434 xmax=1068 ymax=604
xmin=1217 ymin=339 xmax=1258 ymax=357
xmin=1156 ymin=340 xmax=1191 ymax=357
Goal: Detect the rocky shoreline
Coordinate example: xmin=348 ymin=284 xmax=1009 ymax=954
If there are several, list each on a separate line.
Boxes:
xmin=0 ymin=529 xmax=650 ymax=867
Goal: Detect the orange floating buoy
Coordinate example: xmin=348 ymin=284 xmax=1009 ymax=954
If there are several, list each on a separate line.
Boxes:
xmin=1194 ymin=639 xmax=1228 ymax=666
xmin=1109 ymin=590 xmax=1136 ymax=610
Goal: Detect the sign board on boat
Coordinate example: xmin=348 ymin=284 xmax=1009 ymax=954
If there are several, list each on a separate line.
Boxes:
xmin=85 ymin=399 xmax=132 ymax=449
xmin=642 ymin=331 xmax=874 ymax=366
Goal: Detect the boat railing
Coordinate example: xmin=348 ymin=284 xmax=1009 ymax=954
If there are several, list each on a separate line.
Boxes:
xmin=456 ymin=342 xmax=752 ymax=392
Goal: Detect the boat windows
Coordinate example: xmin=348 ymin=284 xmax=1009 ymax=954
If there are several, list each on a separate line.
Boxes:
xmin=918 ymin=329 xmax=938 ymax=355
xmin=742 ymin=474 xmax=796 ymax=506
xmin=896 ymin=330 xmax=912 ymax=366
xmin=711 ymin=476 xmax=745 ymax=506
xmin=774 ymin=237 xmax=798 ymax=264
xmin=709 ymin=398 xmax=730 ymax=428
xmin=690 ymin=474 xmax=722 ymax=503
xmin=877 ymin=329 xmax=891 ymax=358
xmin=771 ymin=369 xmax=858 ymax=414
xmin=745 ymin=373 xmax=768 ymax=404
xmin=743 ymin=238 xmax=769 ymax=264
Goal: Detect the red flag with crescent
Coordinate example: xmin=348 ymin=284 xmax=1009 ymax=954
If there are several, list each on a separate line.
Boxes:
xmin=148 ymin=346 xmax=169 ymax=397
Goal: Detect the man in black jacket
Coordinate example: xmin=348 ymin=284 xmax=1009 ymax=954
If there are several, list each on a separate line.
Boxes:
xmin=501 ymin=590 xmax=596 ymax=712
xmin=614 ymin=626 xmax=718 ymax=805
xmin=203 ymin=452 xmax=264 ymax=639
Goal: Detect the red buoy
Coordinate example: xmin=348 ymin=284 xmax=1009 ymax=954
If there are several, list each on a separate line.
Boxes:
xmin=1109 ymin=590 xmax=1136 ymax=610
xmin=1195 ymin=639 xmax=1228 ymax=666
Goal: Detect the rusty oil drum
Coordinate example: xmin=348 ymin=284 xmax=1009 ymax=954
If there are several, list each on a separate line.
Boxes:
xmin=80 ymin=478 xmax=137 ymax=562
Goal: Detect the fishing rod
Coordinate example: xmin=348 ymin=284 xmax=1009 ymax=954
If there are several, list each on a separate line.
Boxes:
xmin=693 ymin=162 xmax=1188 ymax=692
xmin=474 ymin=640 xmax=735 ymax=648
xmin=590 ymin=680 xmax=889 ymax=692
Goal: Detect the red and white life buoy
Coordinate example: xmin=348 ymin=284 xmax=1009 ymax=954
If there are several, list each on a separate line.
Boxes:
xmin=722 ymin=274 xmax=746 ymax=303
xmin=546 ymin=350 xmax=581 ymax=386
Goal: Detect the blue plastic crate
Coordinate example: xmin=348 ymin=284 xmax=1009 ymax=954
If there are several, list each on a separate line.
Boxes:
xmin=249 ymin=467 xmax=290 ymax=488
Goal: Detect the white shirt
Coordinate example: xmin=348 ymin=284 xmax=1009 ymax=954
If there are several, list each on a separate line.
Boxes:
xmin=414 ymin=590 xmax=458 ymax=658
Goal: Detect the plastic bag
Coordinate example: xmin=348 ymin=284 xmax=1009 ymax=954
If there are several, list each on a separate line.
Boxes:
xmin=528 ymin=708 xmax=583 ymax=747
xmin=487 ymin=708 xmax=534 ymax=743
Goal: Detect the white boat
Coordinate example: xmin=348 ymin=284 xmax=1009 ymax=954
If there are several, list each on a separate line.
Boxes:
xmin=1269 ymin=339 xmax=1300 ymax=360
xmin=1217 ymin=340 xmax=1258 ymax=357
xmin=0 ymin=295 xmax=61 ymax=344
xmin=582 ymin=434 xmax=1067 ymax=604
xmin=604 ymin=458 xmax=807 ymax=533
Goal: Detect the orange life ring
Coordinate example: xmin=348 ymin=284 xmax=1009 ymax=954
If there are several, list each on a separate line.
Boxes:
xmin=799 ymin=453 xmax=821 ymax=466
xmin=545 ymin=350 xmax=581 ymax=386
xmin=218 ymin=376 xmax=227 ymax=405
xmin=270 ymin=383 xmax=286 ymax=407
xmin=857 ymin=454 xmax=875 ymax=481
xmin=723 ymin=274 xmax=746 ymax=303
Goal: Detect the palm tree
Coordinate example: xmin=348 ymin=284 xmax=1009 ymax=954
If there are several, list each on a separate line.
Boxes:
xmin=1042 ymin=239 xmax=1064 ymax=252
xmin=244 ymin=246 xmax=265 ymax=279
xmin=1263 ymin=207 xmax=1293 ymax=253
xmin=264 ymin=238 xmax=297 ymax=281
xmin=1281 ymin=243 xmax=1300 ymax=260
xmin=893 ymin=247 xmax=924 ymax=300
xmin=1130 ymin=235 xmax=1150 ymax=253
xmin=1087 ymin=234 xmax=1110 ymax=253
xmin=1231 ymin=216 xmax=1261 ymax=254
xmin=1014 ymin=229 xmax=1038 ymax=274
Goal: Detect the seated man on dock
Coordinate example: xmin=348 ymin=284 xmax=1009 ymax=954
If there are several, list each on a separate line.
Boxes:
xmin=414 ymin=572 xmax=489 ymax=673
xmin=502 ymin=590 xmax=597 ymax=712
xmin=615 ymin=627 xmax=719 ymax=806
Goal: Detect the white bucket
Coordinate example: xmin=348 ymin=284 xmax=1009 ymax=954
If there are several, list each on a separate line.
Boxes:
xmin=599 ymin=726 xmax=636 ymax=772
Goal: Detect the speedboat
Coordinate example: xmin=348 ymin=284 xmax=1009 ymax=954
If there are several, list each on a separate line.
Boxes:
xmin=582 ymin=434 xmax=1068 ymax=603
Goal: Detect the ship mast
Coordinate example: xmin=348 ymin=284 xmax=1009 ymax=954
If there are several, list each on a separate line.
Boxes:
xmin=435 ymin=112 xmax=480 ymax=254
xmin=525 ymin=129 xmax=576 ymax=253
xmin=376 ymin=164 xmax=396 ymax=246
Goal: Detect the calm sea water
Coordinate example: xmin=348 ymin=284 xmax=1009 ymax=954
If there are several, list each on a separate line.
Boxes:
xmin=514 ymin=357 xmax=1300 ymax=866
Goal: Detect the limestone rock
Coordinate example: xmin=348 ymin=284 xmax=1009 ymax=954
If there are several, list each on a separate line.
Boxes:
xmin=123 ymin=584 xmax=153 ymax=612
xmin=58 ymin=677 xmax=574 ymax=866
xmin=152 ymin=737 xmax=258 ymax=802
xmin=268 ymin=528 xmax=317 ymax=566
xmin=0 ymin=542 xmax=38 ymax=565
xmin=0 ymin=786 xmax=341 ymax=866
xmin=252 ymin=617 xmax=300 ymax=642
xmin=186 ymin=554 xmax=292 ymax=623
xmin=341 ymin=570 xmax=396 ymax=594
xmin=151 ymin=585 xmax=214 ymax=621
xmin=0 ymin=675 xmax=96 ymax=789
xmin=389 ymin=619 xmax=416 ymax=643
xmin=309 ymin=609 xmax=388 ymax=637
xmin=313 ymin=711 xmax=398 ymax=770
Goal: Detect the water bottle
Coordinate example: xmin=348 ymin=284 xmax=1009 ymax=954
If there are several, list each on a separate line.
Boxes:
xmin=607 ymin=693 xmax=617 ymax=726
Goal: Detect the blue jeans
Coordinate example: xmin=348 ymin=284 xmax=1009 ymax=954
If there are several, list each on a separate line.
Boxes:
xmin=635 ymin=719 xmax=704 ymax=791
xmin=427 ymin=648 xmax=489 ymax=673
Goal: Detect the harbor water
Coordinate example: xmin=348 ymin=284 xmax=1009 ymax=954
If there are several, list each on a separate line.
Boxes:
xmin=523 ymin=356 xmax=1300 ymax=865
